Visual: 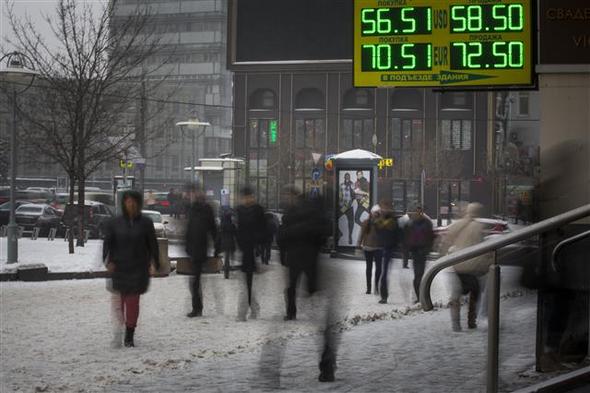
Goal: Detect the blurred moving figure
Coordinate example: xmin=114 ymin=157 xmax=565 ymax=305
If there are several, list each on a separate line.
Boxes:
xmin=277 ymin=186 xmax=335 ymax=382
xmin=260 ymin=212 xmax=279 ymax=265
xmin=358 ymin=204 xmax=384 ymax=295
xmin=185 ymin=184 xmax=217 ymax=318
xmin=218 ymin=207 xmax=236 ymax=279
xmin=235 ymin=187 xmax=266 ymax=321
xmin=103 ymin=190 xmax=160 ymax=347
xmin=374 ymin=200 xmax=401 ymax=304
xmin=440 ymin=203 xmax=492 ymax=332
xmin=405 ymin=206 xmax=434 ymax=302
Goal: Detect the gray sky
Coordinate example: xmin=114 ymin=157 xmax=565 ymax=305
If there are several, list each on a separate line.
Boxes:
xmin=1 ymin=0 xmax=105 ymax=53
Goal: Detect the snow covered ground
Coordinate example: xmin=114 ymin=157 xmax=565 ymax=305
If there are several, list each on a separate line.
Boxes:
xmin=0 ymin=238 xmax=106 ymax=273
xmin=0 ymin=238 xmax=192 ymax=273
xmin=0 ymin=257 xmax=528 ymax=392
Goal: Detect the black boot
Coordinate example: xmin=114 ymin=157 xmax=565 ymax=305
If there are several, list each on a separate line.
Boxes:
xmin=124 ymin=327 xmax=135 ymax=347
xmin=318 ymin=359 xmax=335 ymax=382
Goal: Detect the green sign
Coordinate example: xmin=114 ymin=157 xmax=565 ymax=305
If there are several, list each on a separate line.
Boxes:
xmin=269 ymin=120 xmax=278 ymax=144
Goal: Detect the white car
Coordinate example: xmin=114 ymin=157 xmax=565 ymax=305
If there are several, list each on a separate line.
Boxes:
xmin=142 ymin=210 xmax=168 ymax=238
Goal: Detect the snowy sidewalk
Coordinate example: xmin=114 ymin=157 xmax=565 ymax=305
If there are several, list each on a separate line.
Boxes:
xmin=1 ymin=256 xmax=526 ymax=392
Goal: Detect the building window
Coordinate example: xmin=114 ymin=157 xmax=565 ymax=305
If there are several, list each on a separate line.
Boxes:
xmin=294 ymin=118 xmax=325 ymax=196
xmin=440 ymin=92 xmax=473 ymax=111
xmin=518 ymin=92 xmax=529 ymax=116
xmin=343 ymin=89 xmax=374 ymax=109
xmin=392 ymin=180 xmax=420 ymax=212
xmin=341 ymin=119 xmax=374 ymax=151
xmin=248 ymin=119 xmax=278 ymax=209
xmin=170 ymin=156 xmax=179 ymax=178
xmin=441 ymin=120 xmax=472 ymax=150
xmin=391 ymin=118 xmax=423 ymax=178
xmin=295 ymin=88 xmax=324 ymax=110
xmin=250 ymin=89 xmax=276 ymax=110
xmin=391 ymin=89 xmax=422 ymax=111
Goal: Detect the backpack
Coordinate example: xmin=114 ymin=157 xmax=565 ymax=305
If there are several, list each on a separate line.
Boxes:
xmin=408 ymin=219 xmax=432 ymax=249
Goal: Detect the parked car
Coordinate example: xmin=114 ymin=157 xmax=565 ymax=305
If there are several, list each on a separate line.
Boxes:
xmin=0 ymin=200 xmax=33 ymax=226
xmin=50 ymin=191 xmax=114 ymax=212
xmin=142 ymin=210 xmax=168 ymax=238
xmin=144 ymin=191 xmax=172 ymax=214
xmin=15 ymin=203 xmax=63 ymax=236
xmin=61 ymin=200 xmax=114 ymax=238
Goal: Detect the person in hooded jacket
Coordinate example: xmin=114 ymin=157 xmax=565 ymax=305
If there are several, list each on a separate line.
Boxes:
xmin=185 ymin=185 xmax=217 ymax=318
xmin=235 ymin=186 xmax=266 ymax=321
xmin=440 ymin=202 xmax=492 ymax=331
xmin=103 ymin=190 xmax=160 ymax=347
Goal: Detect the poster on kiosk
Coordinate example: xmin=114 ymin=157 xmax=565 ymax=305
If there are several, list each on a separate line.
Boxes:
xmin=337 ymin=169 xmax=372 ymax=247
xmin=330 ymin=149 xmax=381 ymax=250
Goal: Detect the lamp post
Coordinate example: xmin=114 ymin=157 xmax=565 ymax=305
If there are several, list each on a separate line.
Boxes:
xmin=175 ymin=119 xmax=210 ymax=184
xmin=0 ymin=52 xmax=39 ymax=264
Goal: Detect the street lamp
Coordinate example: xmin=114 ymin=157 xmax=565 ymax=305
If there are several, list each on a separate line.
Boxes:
xmin=0 ymin=52 xmax=39 ymax=264
xmin=175 ymin=119 xmax=210 ymax=184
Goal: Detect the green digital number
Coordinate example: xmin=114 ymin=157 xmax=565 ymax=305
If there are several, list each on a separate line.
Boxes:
xmin=363 ymin=44 xmax=391 ymax=70
xmin=377 ymin=8 xmax=391 ymax=34
xmin=509 ymin=41 xmax=524 ymax=67
xmin=467 ymin=6 xmax=482 ymax=31
xmin=427 ymin=8 xmax=432 ymax=32
xmin=492 ymin=5 xmax=507 ymax=31
xmin=467 ymin=42 xmax=482 ymax=68
xmin=361 ymin=9 xmax=376 ymax=34
xmin=454 ymin=42 xmax=468 ymax=67
xmin=452 ymin=6 xmax=466 ymax=32
xmin=426 ymin=43 xmax=432 ymax=68
xmin=508 ymin=4 xmax=523 ymax=31
xmin=401 ymin=44 xmax=416 ymax=69
xmin=401 ymin=7 xmax=416 ymax=33
xmin=493 ymin=42 xmax=507 ymax=67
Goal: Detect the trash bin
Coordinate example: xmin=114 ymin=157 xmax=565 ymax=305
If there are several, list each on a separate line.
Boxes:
xmin=155 ymin=238 xmax=170 ymax=277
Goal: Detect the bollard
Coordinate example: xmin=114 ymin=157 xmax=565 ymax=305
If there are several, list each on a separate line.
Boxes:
xmin=487 ymin=255 xmax=501 ymax=393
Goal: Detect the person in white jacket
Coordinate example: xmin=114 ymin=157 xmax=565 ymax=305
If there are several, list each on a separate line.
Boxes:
xmin=440 ymin=203 xmax=492 ymax=332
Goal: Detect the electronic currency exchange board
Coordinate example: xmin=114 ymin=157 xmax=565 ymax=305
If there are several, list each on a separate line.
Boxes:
xmin=354 ymin=0 xmax=534 ymax=87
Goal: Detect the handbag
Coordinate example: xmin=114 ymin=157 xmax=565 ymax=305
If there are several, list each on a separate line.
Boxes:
xmin=176 ymin=256 xmax=224 ymax=275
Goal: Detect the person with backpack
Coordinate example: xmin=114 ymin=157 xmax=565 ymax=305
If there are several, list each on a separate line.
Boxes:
xmin=406 ymin=206 xmax=434 ymax=302
xmin=374 ymin=199 xmax=401 ymax=304
xmin=357 ymin=204 xmax=383 ymax=295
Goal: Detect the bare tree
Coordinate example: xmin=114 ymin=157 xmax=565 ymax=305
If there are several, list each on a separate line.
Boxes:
xmin=4 ymin=0 xmax=176 ymax=251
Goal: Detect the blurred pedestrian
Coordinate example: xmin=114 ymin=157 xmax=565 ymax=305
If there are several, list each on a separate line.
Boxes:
xmin=261 ymin=212 xmax=278 ymax=265
xmin=185 ymin=185 xmax=217 ymax=318
xmin=278 ymin=186 xmax=329 ymax=321
xmin=235 ymin=187 xmax=266 ymax=321
xmin=440 ymin=203 xmax=492 ymax=331
xmin=167 ymin=188 xmax=178 ymax=218
xmin=218 ymin=207 xmax=236 ymax=278
xmin=145 ymin=190 xmax=157 ymax=211
xmin=374 ymin=200 xmax=401 ymax=304
xmin=406 ymin=206 xmax=434 ymax=302
xmin=358 ymin=204 xmax=383 ymax=295
xmin=103 ymin=190 xmax=160 ymax=348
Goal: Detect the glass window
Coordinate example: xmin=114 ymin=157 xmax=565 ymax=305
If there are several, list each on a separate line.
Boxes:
xmin=441 ymin=119 xmax=472 ymax=150
xmin=248 ymin=119 xmax=278 ymax=208
xmin=391 ymin=118 xmax=423 ymax=180
xmin=342 ymin=118 xmax=374 ymax=150
xmin=518 ymin=92 xmax=529 ymax=116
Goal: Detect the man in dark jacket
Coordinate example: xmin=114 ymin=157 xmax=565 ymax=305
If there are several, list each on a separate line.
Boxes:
xmin=277 ymin=186 xmax=336 ymax=382
xmin=185 ymin=185 xmax=217 ymax=318
xmin=235 ymin=186 xmax=266 ymax=321
xmin=405 ymin=206 xmax=434 ymax=302
xmin=103 ymin=190 xmax=160 ymax=347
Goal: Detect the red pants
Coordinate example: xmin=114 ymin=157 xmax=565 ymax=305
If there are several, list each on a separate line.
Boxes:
xmin=118 ymin=294 xmax=140 ymax=329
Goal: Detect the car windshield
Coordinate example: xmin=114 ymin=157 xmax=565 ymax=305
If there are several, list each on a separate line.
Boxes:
xmin=143 ymin=212 xmax=162 ymax=223
xmin=17 ymin=206 xmax=43 ymax=213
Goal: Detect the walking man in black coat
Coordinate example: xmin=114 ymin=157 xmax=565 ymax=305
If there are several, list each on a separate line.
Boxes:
xmin=185 ymin=185 xmax=217 ymax=318
xmin=103 ymin=190 xmax=160 ymax=347
xmin=235 ymin=186 xmax=266 ymax=321
xmin=405 ymin=206 xmax=434 ymax=302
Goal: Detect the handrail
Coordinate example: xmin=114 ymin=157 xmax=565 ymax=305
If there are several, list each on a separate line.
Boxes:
xmin=551 ymin=229 xmax=590 ymax=271
xmin=420 ymin=204 xmax=590 ymax=312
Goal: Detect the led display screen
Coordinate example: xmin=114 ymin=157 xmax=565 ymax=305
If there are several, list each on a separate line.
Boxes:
xmin=354 ymin=0 xmax=534 ymax=87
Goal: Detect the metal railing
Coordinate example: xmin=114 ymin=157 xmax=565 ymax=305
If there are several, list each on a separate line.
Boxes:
xmin=419 ymin=203 xmax=590 ymax=393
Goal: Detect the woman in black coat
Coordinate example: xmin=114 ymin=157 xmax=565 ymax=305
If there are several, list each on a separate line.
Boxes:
xmin=103 ymin=190 xmax=160 ymax=347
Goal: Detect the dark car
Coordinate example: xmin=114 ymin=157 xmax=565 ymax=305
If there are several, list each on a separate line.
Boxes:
xmin=61 ymin=200 xmax=114 ymax=238
xmin=0 ymin=200 xmax=33 ymax=226
xmin=15 ymin=203 xmax=63 ymax=236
